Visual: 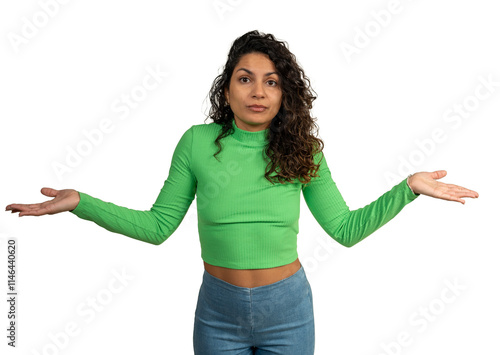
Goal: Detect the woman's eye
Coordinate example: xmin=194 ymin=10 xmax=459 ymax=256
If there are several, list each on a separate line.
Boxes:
xmin=267 ymin=80 xmax=278 ymax=86
xmin=239 ymin=77 xmax=250 ymax=83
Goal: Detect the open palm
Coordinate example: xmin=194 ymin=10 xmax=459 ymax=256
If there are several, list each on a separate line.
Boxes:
xmin=5 ymin=188 xmax=80 ymax=217
xmin=408 ymin=170 xmax=479 ymax=204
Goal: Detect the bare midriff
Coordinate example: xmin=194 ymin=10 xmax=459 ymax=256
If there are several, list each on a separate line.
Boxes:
xmin=203 ymin=258 xmax=301 ymax=288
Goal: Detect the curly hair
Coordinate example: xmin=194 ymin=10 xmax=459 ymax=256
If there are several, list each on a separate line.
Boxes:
xmin=204 ymin=30 xmax=324 ymax=186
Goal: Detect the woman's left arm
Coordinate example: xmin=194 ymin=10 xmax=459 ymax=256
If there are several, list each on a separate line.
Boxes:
xmin=407 ymin=170 xmax=479 ymax=204
xmin=302 ymin=152 xmax=479 ymax=248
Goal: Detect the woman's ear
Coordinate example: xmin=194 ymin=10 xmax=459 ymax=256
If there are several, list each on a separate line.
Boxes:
xmin=224 ymin=87 xmax=229 ymax=103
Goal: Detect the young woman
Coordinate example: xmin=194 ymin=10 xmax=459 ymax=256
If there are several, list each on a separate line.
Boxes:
xmin=5 ymin=30 xmax=478 ymax=354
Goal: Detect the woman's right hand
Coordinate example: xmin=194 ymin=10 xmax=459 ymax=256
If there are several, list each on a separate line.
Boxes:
xmin=5 ymin=188 xmax=80 ymax=217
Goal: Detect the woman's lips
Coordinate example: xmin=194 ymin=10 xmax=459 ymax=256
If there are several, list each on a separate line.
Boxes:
xmin=248 ymin=105 xmax=267 ymax=112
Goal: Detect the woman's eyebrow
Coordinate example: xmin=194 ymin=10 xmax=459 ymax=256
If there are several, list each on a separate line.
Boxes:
xmin=236 ymin=68 xmax=278 ymax=77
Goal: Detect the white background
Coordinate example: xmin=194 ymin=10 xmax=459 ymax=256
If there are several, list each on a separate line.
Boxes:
xmin=1 ymin=0 xmax=498 ymax=354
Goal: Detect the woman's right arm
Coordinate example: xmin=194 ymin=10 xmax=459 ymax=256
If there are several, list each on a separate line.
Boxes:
xmin=5 ymin=126 xmax=197 ymax=246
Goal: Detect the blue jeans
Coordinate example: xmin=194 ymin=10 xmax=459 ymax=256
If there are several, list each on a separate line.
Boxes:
xmin=193 ymin=264 xmax=315 ymax=354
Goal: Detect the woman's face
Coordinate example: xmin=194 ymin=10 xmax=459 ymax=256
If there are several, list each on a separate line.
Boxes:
xmin=225 ymin=52 xmax=282 ymax=132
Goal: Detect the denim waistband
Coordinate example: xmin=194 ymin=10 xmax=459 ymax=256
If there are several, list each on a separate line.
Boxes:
xmin=202 ymin=264 xmax=307 ymax=296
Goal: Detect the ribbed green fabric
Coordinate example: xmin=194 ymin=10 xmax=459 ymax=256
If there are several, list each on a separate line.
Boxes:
xmin=70 ymin=119 xmax=420 ymax=269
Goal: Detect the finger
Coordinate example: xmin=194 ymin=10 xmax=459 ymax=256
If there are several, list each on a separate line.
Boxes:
xmin=41 ymin=187 xmax=58 ymax=197
xmin=7 ymin=201 xmax=55 ymax=216
xmin=442 ymin=188 xmax=479 ymax=202
xmin=6 ymin=204 xmax=27 ymax=212
xmin=7 ymin=203 xmax=41 ymax=211
xmin=458 ymin=191 xmax=479 ymax=198
xmin=437 ymin=183 xmax=479 ymax=198
xmin=9 ymin=207 xmax=24 ymax=213
xmin=439 ymin=192 xmax=465 ymax=204
xmin=19 ymin=206 xmax=50 ymax=217
xmin=448 ymin=185 xmax=479 ymax=198
xmin=431 ymin=170 xmax=447 ymax=180
xmin=462 ymin=188 xmax=479 ymax=198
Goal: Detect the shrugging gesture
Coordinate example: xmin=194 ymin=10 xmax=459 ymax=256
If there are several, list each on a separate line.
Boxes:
xmin=5 ymin=170 xmax=479 ymax=218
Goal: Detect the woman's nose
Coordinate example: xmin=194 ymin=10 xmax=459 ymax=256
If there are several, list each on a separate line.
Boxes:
xmin=251 ymin=81 xmax=265 ymax=98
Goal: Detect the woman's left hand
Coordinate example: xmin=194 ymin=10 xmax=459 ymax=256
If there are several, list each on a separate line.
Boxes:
xmin=408 ymin=170 xmax=479 ymax=204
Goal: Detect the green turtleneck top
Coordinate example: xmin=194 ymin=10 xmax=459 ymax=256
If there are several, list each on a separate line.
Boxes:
xmin=70 ymin=119 xmax=420 ymax=269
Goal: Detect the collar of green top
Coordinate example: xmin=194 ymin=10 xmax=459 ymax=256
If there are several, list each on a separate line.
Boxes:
xmin=230 ymin=118 xmax=269 ymax=146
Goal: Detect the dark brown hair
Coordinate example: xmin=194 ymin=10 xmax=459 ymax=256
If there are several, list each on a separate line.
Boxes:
xmin=205 ymin=30 xmax=324 ymax=186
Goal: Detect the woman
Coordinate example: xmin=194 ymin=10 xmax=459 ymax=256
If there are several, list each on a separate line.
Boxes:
xmin=5 ymin=30 xmax=478 ymax=354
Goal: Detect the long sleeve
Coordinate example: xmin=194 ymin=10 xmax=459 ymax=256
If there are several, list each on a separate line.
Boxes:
xmin=302 ymin=151 xmax=419 ymax=247
xmin=69 ymin=126 xmax=197 ymax=245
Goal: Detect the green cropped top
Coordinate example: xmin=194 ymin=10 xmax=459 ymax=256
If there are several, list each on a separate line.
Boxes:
xmin=70 ymin=119 xmax=420 ymax=269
